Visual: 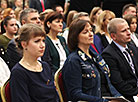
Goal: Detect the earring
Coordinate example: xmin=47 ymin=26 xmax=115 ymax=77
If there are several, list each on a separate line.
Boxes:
xmin=25 ymin=48 xmax=27 ymax=50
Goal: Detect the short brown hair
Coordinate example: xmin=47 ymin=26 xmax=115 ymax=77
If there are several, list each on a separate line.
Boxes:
xmin=44 ymin=11 xmax=64 ymax=34
xmin=122 ymin=4 xmax=136 ymax=15
xmin=20 ymin=8 xmax=38 ymax=25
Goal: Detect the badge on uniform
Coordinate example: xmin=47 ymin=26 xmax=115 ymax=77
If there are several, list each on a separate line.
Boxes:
xmin=91 ymin=71 xmax=96 ymax=78
xmin=99 ymin=59 xmax=105 ymax=66
xmin=78 ymin=51 xmax=87 ymax=61
xmin=103 ymin=66 xmax=110 ymax=77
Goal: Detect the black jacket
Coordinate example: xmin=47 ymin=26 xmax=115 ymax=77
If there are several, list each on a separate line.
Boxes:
xmin=102 ymin=42 xmax=138 ymax=102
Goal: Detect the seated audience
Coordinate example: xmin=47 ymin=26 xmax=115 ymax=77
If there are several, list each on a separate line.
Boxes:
xmin=12 ymin=0 xmax=22 ymax=10
xmin=73 ymin=11 xmax=90 ymax=21
xmin=7 ymin=8 xmax=41 ymax=69
xmin=0 ymin=16 xmax=18 ymax=51
xmin=0 ymin=16 xmax=18 ymax=66
xmin=14 ymin=7 xmax=23 ymax=27
xmin=10 ymin=24 xmax=58 ymax=102
xmin=42 ymin=12 xmax=69 ymax=75
xmin=62 ymin=19 xmax=122 ymax=102
xmin=52 ymin=4 xmax=66 ymax=30
xmin=62 ymin=10 xmax=78 ymax=42
xmin=123 ymin=14 xmax=138 ymax=47
xmin=94 ymin=10 xmax=115 ymax=54
xmin=40 ymin=9 xmax=54 ymax=29
xmin=122 ymin=3 xmax=136 ymax=18
xmin=90 ymin=6 xmax=103 ymax=31
xmin=1 ymin=8 xmax=16 ymax=34
xmin=102 ymin=18 xmax=138 ymax=102
xmin=0 ymin=0 xmax=8 ymax=9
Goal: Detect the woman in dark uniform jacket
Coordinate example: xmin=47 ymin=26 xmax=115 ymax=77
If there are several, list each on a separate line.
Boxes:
xmin=62 ymin=19 xmax=122 ymax=102
xmin=42 ymin=12 xmax=69 ymax=75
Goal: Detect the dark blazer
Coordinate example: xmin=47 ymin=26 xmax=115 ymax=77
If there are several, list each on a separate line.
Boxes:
xmin=29 ymin=0 xmax=52 ymax=13
xmin=41 ymin=36 xmax=69 ymax=74
xmin=102 ymin=42 xmax=138 ymax=102
xmin=7 ymin=39 xmax=22 ymax=70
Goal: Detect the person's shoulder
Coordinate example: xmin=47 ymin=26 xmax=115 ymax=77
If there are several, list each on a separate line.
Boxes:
xmin=41 ymin=61 xmax=50 ymax=67
xmin=10 ymin=63 xmax=30 ymax=79
xmin=40 ymin=61 xmax=51 ymax=71
xmin=0 ymin=57 xmax=9 ymax=70
xmin=57 ymin=35 xmax=66 ymax=41
xmin=0 ymin=34 xmax=6 ymax=39
xmin=8 ymin=38 xmax=16 ymax=44
xmin=128 ymin=44 xmax=138 ymax=54
xmin=11 ymin=63 xmax=26 ymax=73
xmin=0 ymin=34 xmax=4 ymax=37
xmin=66 ymin=51 xmax=81 ymax=63
xmin=102 ymin=44 xmax=112 ymax=53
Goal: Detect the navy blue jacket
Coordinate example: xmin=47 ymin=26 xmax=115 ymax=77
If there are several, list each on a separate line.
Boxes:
xmin=62 ymin=48 xmax=121 ymax=102
xmin=10 ymin=61 xmax=58 ymax=102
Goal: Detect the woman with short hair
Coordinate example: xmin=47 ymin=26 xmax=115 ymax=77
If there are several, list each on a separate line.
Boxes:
xmin=42 ymin=12 xmax=69 ymax=75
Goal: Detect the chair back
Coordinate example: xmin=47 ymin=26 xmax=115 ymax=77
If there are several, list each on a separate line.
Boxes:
xmin=1 ymin=79 xmax=11 ymax=102
xmin=54 ymin=68 xmax=67 ymax=102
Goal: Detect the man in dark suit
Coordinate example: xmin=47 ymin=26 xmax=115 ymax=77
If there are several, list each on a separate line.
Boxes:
xmin=29 ymin=0 xmax=65 ymax=13
xmin=29 ymin=0 xmax=51 ymax=13
xmin=102 ymin=18 xmax=138 ymax=102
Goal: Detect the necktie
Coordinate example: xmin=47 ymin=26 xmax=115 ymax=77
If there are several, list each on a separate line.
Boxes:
xmin=41 ymin=0 xmax=45 ymax=12
xmin=123 ymin=49 xmax=135 ymax=74
xmin=123 ymin=50 xmax=130 ymax=62
xmin=124 ymin=48 xmax=138 ymax=86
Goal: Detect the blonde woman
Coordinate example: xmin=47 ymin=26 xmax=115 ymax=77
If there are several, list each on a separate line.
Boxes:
xmin=42 ymin=12 xmax=69 ymax=75
xmin=94 ymin=10 xmax=116 ymax=53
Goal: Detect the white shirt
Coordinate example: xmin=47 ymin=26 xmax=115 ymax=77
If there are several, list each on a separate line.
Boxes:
xmin=51 ymin=39 xmax=67 ymax=69
xmin=103 ymin=32 xmax=112 ymax=44
xmin=105 ymin=35 xmax=112 ymax=44
xmin=62 ymin=28 xmax=69 ymax=43
xmin=114 ymin=41 xmax=138 ymax=86
xmin=114 ymin=41 xmax=135 ymax=73
xmin=131 ymin=33 xmax=138 ymax=47
xmin=0 ymin=57 xmax=10 ymax=87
